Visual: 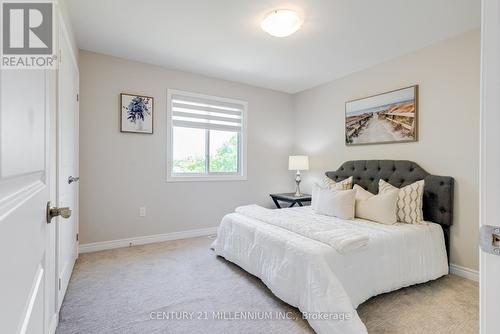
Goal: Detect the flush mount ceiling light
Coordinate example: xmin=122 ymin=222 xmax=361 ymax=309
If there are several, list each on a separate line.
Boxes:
xmin=261 ymin=9 xmax=302 ymax=37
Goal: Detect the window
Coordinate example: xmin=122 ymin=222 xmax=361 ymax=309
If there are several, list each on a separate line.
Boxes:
xmin=167 ymin=89 xmax=247 ymax=181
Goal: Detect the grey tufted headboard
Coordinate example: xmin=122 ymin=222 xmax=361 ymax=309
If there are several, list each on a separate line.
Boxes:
xmin=325 ymin=160 xmax=454 ymax=260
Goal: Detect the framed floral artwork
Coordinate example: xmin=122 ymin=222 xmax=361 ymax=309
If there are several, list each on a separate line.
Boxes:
xmin=120 ymin=93 xmax=154 ymax=134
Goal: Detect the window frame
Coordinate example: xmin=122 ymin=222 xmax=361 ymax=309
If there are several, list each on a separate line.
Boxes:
xmin=166 ymin=89 xmax=247 ymax=182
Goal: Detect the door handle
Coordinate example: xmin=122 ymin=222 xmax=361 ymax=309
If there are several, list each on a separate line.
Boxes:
xmin=46 ymin=201 xmax=72 ymax=224
xmin=480 ymin=225 xmax=500 ymax=255
xmin=68 ymin=176 xmax=80 ymax=184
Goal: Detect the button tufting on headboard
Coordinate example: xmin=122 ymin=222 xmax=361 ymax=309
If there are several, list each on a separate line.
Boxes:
xmin=325 ymin=160 xmax=454 ymax=228
xmin=325 ymin=160 xmax=454 ymax=262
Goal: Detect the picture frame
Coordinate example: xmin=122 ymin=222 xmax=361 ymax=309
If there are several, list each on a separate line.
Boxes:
xmin=345 ymin=85 xmax=418 ymax=145
xmin=120 ymin=93 xmax=154 ymax=134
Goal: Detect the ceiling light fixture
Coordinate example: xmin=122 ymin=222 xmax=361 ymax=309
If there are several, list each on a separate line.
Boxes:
xmin=261 ymin=9 xmax=302 ymax=37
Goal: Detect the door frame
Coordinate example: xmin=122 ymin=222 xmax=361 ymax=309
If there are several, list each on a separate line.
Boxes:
xmin=480 ymin=0 xmax=500 ymax=333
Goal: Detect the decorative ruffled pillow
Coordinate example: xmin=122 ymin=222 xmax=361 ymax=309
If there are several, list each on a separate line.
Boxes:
xmin=322 ymin=176 xmax=353 ymax=190
xmin=378 ymin=179 xmax=425 ymax=224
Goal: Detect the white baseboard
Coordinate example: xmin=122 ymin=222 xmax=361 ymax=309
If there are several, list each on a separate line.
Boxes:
xmin=450 ymin=263 xmax=479 ymax=282
xmin=78 ymin=227 xmax=218 ymax=253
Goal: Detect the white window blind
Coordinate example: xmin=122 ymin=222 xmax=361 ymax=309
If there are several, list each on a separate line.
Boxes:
xmin=167 ymin=89 xmax=247 ymax=182
xmin=171 ymin=94 xmax=244 ymax=132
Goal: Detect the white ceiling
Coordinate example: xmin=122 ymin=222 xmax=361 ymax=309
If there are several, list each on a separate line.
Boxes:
xmin=67 ymin=0 xmax=480 ymax=93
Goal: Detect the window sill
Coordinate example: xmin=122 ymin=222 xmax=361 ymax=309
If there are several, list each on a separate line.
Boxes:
xmin=166 ymin=174 xmax=247 ymax=182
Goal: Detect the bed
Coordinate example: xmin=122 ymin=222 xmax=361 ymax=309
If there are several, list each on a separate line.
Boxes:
xmin=212 ymin=160 xmax=454 ymax=334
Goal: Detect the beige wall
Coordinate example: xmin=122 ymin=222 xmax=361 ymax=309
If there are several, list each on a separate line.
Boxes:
xmin=79 ymin=51 xmax=294 ymax=244
xmin=80 ymin=29 xmax=480 ymax=271
xmin=293 ymin=30 xmax=480 ymax=270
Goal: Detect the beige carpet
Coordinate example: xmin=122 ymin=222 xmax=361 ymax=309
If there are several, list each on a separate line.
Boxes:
xmin=56 ymin=236 xmax=478 ymax=334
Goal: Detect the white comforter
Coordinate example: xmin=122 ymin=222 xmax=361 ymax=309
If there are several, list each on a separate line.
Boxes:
xmin=235 ymin=205 xmax=369 ymax=253
xmin=212 ymin=206 xmax=448 ymax=334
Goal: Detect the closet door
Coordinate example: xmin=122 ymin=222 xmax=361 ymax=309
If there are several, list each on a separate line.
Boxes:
xmin=56 ymin=21 xmax=79 ymax=311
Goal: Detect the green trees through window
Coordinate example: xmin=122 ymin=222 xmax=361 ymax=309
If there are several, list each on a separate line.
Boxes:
xmin=210 ymin=133 xmax=238 ymax=173
xmin=172 ymin=128 xmax=238 ymax=174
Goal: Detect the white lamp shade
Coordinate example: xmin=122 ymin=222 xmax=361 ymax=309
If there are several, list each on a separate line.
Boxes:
xmin=289 ymin=155 xmax=309 ymax=171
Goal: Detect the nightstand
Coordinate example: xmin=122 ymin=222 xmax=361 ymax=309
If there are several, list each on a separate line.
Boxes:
xmin=270 ymin=193 xmax=312 ymax=209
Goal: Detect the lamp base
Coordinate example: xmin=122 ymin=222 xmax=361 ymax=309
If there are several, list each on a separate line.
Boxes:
xmin=294 ymin=171 xmax=302 ymax=197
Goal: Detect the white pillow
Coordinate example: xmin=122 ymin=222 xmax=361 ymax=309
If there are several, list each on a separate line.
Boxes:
xmin=312 ymin=182 xmax=352 ymax=211
xmin=378 ymin=179 xmax=425 ymax=224
xmin=311 ymin=182 xmax=327 ymax=211
xmin=322 ymin=176 xmax=353 ymax=190
xmin=353 ymin=185 xmax=398 ymax=225
xmin=314 ymin=187 xmax=356 ymax=219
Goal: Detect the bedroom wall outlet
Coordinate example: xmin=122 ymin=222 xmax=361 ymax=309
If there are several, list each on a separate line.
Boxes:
xmin=139 ymin=206 xmax=146 ymax=217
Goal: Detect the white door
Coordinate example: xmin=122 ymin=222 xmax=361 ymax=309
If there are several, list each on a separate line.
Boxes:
xmin=56 ymin=25 xmax=79 ymax=309
xmin=480 ymin=0 xmax=500 ymax=333
xmin=0 ymin=70 xmax=52 ymax=332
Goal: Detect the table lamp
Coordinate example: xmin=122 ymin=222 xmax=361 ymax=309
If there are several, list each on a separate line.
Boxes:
xmin=289 ymin=155 xmax=309 ymax=197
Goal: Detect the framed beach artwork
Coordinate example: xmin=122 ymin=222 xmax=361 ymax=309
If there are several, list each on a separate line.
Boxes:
xmin=345 ymin=85 xmax=418 ymax=145
xmin=120 ymin=93 xmax=154 ymax=134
